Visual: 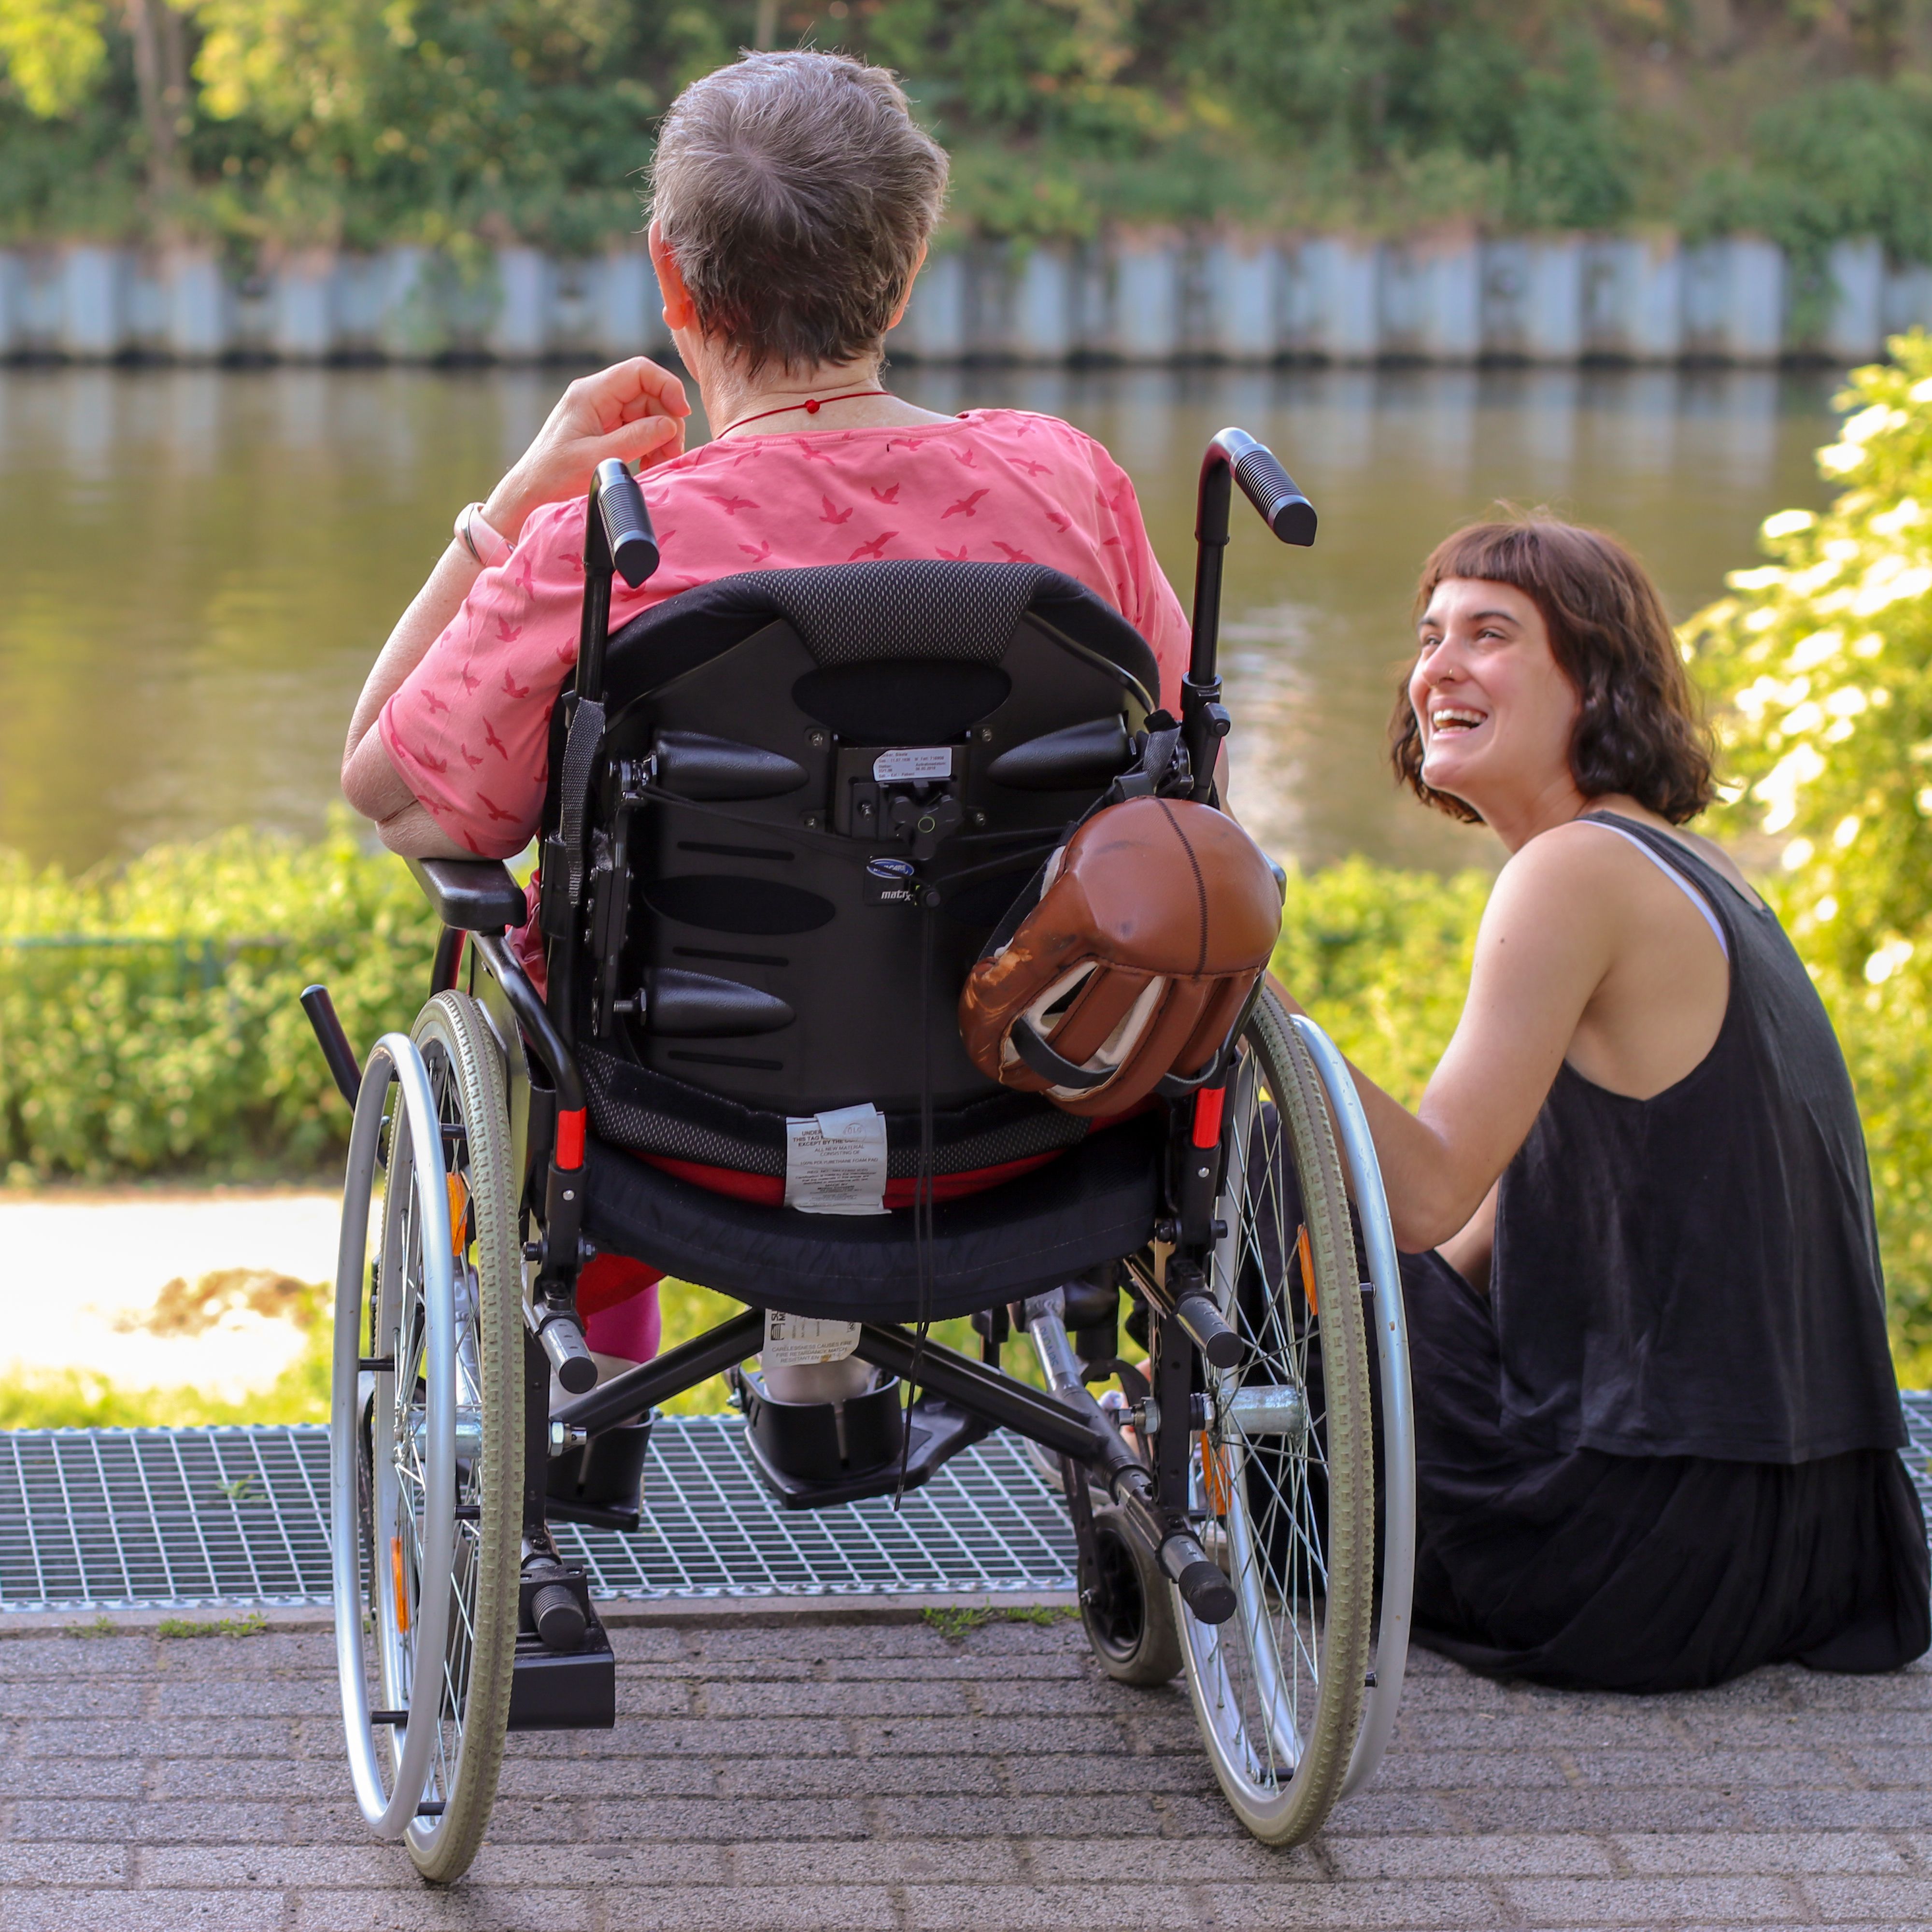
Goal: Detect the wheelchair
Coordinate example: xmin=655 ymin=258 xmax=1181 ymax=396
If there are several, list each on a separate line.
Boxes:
xmin=302 ymin=428 xmax=1416 ymax=1883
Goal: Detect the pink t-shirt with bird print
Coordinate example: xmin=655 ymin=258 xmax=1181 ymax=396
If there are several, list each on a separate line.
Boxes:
xmin=381 ymin=408 xmax=1190 ymax=858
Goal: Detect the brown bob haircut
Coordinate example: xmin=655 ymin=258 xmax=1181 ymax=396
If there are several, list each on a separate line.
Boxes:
xmin=648 ymin=50 xmax=948 ymax=380
xmin=1391 ymin=513 xmax=1715 ymax=825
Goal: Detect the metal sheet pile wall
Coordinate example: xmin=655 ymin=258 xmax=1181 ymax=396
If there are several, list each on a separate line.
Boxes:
xmin=3 ymin=235 xmax=1925 ymax=368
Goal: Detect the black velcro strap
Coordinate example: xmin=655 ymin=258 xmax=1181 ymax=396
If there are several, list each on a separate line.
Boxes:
xmin=556 ymin=696 xmax=606 ymax=907
xmin=1011 ymin=1018 xmax=1110 ymax=1092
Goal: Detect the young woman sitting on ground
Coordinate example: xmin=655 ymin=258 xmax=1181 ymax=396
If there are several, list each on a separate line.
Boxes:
xmin=337 ymin=48 xmax=1188 ymax=1376
xmin=1282 ymin=513 xmax=1928 ymax=1692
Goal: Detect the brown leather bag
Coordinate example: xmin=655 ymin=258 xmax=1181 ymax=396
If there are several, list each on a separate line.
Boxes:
xmin=958 ymin=796 xmax=1284 ymax=1117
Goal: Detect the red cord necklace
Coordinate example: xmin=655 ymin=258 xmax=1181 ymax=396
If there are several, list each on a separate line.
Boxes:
xmin=718 ymin=387 xmax=890 ymax=435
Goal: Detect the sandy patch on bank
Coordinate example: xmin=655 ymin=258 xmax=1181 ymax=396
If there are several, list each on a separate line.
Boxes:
xmin=0 ymin=1189 xmax=341 ymax=1400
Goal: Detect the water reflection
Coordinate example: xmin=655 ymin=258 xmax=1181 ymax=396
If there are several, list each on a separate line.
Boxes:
xmin=0 ymin=363 xmax=1842 ymax=875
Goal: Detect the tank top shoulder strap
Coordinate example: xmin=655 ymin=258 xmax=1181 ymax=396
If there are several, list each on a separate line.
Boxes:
xmin=1573 ymin=812 xmax=1729 ymax=959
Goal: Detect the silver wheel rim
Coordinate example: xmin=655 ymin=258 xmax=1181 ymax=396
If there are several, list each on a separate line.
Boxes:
xmin=330 ymin=1033 xmax=456 ymax=1840
xmin=1174 ymin=1030 xmax=1349 ymax=1829
xmin=1291 ymin=1015 xmax=1415 ymax=1802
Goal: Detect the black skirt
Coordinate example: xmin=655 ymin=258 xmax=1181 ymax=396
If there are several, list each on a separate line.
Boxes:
xmin=1401 ymin=1250 xmax=1931 ymax=1693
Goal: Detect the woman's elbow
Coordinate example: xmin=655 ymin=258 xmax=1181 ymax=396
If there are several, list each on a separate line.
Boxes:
xmin=1388 ymin=1178 xmax=1488 ymax=1255
xmin=341 ymin=727 xmax=412 ymax=825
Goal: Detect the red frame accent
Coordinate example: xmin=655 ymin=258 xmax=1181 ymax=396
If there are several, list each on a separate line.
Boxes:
xmin=555 ymin=1107 xmax=587 ymax=1170
xmin=1191 ymin=1085 xmax=1226 ymax=1150
xmin=637 ymin=1147 xmax=1066 ymax=1208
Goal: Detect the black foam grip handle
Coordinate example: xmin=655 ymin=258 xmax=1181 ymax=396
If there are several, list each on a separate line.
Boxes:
xmin=1231 ymin=444 xmax=1317 ymax=547
xmin=595 ymin=456 xmax=658 ymax=588
xmin=1175 ymin=1292 xmax=1244 ymax=1372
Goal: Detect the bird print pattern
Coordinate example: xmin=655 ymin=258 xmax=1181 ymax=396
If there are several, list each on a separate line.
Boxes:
xmin=381 ymin=408 xmax=1187 ymax=858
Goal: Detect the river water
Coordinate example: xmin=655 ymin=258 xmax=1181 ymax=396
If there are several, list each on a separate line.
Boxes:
xmin=0 ymin=363 xmax=1845 ymax=878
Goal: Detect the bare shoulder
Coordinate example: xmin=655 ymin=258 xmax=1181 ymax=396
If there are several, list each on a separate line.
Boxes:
xmin=1494 ymin=817 xmax=1640 ymax=904
xmin=1475 ymin=824 xmax=1632 ymax=951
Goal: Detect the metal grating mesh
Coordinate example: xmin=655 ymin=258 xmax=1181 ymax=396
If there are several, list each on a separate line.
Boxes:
xmin=1904 ymin=1389 xmax=1932 ymax=1522
xmin=0 ymin=1419 xmax=1074 ymax=1614
xmin=2 ymin=1399 xmax=1927 ymax=1615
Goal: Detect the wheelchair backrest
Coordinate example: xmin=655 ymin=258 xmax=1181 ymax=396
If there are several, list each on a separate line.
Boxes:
xmin=562 ymin=561 xmax=1159 ymax=1122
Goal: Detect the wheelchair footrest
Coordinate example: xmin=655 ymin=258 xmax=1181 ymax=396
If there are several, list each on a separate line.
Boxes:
xmin=546 ymin=1417 xmax=653 ymax=1532
xmin=507 ymin=1610 xmax=615 ymax=1731
xmin=741 ymin=1389 xmax=993 ymax=1511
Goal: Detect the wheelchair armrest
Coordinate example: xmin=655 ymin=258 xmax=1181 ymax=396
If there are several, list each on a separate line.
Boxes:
xmin=406 ymin=856 xmax=529 ymax=934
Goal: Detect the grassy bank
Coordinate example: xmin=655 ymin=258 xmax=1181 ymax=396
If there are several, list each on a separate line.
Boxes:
xmin=3 ymin=818 xmax=1926 ymax=1403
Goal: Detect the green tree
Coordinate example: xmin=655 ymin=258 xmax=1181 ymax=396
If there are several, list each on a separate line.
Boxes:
xmin=1183 ymin=0 xmax=1634 ymax=231
xmin=1687 ymin=330 xmax=1932 ymax=1377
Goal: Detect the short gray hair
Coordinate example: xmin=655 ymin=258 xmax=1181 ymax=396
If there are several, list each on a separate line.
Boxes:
xmin=648 ymin=50 xmax=949 ymax=379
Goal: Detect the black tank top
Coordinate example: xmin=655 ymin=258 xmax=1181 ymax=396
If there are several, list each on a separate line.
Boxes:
xmin=1490 ymin=812 xmax=1905 ymax=1464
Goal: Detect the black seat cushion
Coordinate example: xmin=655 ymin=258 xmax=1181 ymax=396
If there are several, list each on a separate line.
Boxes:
xmin=581 ymin=1113 xmax=1162 ymax=1322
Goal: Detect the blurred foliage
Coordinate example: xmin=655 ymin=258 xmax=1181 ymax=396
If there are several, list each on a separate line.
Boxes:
xmin=0 ymin=811 xmax=436 ymax=1183
xmin=1686 ymin=328 xmax=1932 ymax=1382
xmin=3 ymin=1 xmax=1932 ymax=250
xmin=1682 ymin=77 xmax=1932 ymax=335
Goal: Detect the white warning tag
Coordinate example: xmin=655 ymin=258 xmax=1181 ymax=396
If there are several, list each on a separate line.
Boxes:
xmin=762 ymin=1308 xmax=863 ymax=1368
xmin=783 ymin=1101 xmax=890 ymax=1215
xmin=873 ymin=746 xmax=953 ymax=784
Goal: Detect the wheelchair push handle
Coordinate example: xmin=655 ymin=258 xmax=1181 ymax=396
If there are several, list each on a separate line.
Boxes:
xmin=575 ymin=458 xmax=659 ymax=706
xmin=1184 ymin=428 xmax=1317 ymax=800
xmin=1221 ymin=429 xmax=1316 ymax=547
xmin=595 ymin=457 xmax=658 ymax=590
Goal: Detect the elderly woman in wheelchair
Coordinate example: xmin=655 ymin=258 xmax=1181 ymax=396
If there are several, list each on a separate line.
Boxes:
xmin=310 ymin=48 xmax=1414 ymax=1883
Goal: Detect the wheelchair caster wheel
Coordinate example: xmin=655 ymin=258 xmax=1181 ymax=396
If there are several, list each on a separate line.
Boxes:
xmin=1080 ymin=1503 xmax=1181 ymax=1687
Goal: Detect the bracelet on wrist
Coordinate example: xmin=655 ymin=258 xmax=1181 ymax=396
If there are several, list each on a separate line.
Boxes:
xmin=455 ymin=501 xmax=512 ymax=569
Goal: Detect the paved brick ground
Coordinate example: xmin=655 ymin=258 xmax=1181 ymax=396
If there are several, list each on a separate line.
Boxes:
xmin=0 ymin=1605 xmax=1926 ymax=1930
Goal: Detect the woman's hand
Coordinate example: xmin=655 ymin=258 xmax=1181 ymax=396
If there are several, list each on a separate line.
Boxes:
xmin=483 ymin=357 xmax=691 ymax=541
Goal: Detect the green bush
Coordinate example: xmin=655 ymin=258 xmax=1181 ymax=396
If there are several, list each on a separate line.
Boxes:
xmin=0 ymin=812 xmax=436 ymax=1182
xmin=1686 ymin=329 xmax=1932 ymax=1381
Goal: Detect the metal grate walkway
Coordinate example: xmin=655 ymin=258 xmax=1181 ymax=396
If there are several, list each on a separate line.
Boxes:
xmin=0 ymin=1418 xmax=1075 ymax=1614
xmin=1 ymin=1399 xmax=1928 ymax=1616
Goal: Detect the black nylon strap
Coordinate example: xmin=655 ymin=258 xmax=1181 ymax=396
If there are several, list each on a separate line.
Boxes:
xmin=556 ymin=696 xmax=606 ymax=906
xmin=1011 ymin=1018 xmax=1110 ymax=1091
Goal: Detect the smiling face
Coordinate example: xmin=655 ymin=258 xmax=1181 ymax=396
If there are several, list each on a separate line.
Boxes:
xmin=1408 ymin=578 xmax=1585 ymax=833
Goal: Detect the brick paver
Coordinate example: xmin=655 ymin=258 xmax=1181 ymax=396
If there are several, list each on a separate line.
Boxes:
xmin=0 ymin=1608 xmax=1924 ymax=1929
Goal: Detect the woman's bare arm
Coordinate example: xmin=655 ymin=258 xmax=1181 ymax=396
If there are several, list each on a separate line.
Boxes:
xmin=341 ymin=357 xmax=691 ymax=856
xmin=1280 ymin=828 xmax=1637 ymax=1251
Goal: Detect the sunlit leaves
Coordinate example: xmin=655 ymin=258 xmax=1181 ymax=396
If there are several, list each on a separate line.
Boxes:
xmin=1687 ymin=328 xmax=1932 ymax=1375
xmin=0 ymin=0 xmax=108 ymax=119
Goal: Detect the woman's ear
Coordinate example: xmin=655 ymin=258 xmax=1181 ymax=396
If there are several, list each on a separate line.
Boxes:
xmin=885 ymin=241 xmax=929 ymax=332
xmin=648 ymin=220 xmax=697 ymax=333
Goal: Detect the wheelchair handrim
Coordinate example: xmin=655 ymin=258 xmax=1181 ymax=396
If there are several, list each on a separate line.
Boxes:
xmin=330 ymin=1033 xmax=457 ymax=1840
xmin=1172 ymin=1000 xmax=1372 ymax=1839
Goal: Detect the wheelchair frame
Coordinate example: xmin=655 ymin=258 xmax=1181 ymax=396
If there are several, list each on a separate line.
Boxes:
xmin=307 ymin=426 xmax=1415 ymax=1869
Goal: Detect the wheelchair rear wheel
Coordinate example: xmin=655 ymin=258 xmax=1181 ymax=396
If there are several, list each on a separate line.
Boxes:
xmin=1175 ymin=988 xmax=1375 ymax=1845
xmin=330 ymin=994 xmax=524 ymax=1884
